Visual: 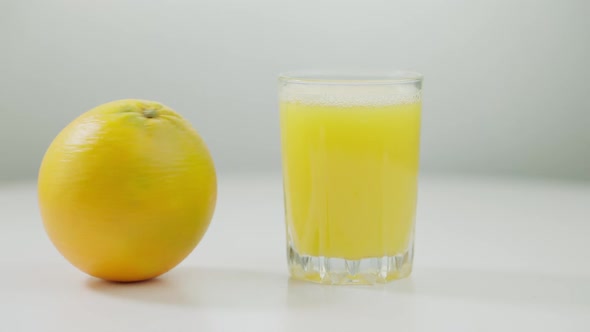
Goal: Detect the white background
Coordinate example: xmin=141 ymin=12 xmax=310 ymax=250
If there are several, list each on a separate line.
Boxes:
xmin=1 ymin=0 xmax=589 ymax=182
xmin=1 ymin=2 xmax=589 ymax=330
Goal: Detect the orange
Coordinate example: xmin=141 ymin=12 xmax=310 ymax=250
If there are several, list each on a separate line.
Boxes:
xmin=38 ymin=99 xmax=217 ymax=282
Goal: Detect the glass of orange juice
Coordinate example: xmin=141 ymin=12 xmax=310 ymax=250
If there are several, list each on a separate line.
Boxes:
xmin=279 ymin=71 xmax=423 ymax=284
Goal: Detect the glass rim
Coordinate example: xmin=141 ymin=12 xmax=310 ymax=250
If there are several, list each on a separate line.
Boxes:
xmin=278 ymin=70 xmax=423 ymax=85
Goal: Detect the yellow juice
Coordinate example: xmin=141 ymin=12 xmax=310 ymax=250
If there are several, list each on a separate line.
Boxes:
xmin=280 ymin=101 xmax=421 ymax=260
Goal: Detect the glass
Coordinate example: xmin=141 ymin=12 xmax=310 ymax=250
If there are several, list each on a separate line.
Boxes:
xmin=278 ymin=71 xmax=423 ymax=284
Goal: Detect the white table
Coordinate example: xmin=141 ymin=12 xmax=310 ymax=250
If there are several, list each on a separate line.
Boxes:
xmin=1 ymin=173 xmax=589 ymax=332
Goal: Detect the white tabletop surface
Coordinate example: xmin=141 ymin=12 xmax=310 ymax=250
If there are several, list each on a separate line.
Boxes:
xmin=1 ymin=173 xmax=589 ymax=332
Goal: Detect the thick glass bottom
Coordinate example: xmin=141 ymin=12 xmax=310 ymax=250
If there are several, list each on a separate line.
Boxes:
xmin=287 ymin=243 xmax=413 ymax=285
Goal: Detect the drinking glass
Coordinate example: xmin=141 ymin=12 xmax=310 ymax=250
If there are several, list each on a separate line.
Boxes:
xmin=279 ymin=71 xmax=423 ymax=284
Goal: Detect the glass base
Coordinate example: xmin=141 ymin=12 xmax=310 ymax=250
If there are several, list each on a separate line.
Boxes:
xmin=287 ymin=244 xmax=413 ymax=285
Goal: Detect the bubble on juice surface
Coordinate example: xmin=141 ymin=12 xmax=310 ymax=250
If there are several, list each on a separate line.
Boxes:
xmin=279 ymin=77 xmax=422 ymax=106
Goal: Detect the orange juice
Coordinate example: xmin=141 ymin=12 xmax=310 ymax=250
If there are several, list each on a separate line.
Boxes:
xmin=280 ymin=100 xmax=421 ymax=260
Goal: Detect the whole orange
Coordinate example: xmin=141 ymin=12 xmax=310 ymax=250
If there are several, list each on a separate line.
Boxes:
xmin=38 ymin=99 xmax=217 ymax=282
